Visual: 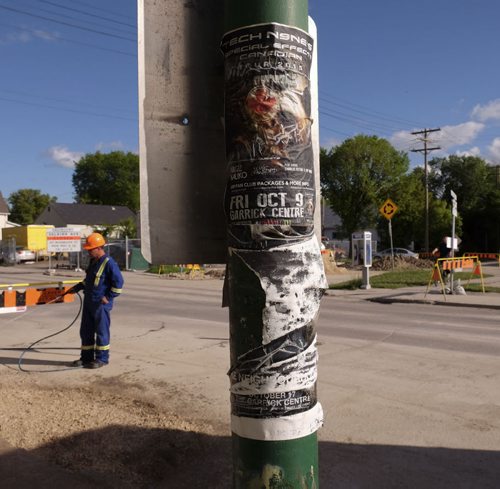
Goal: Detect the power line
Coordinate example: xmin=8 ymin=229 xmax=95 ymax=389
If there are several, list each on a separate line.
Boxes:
xmin=318 ymin=124 xmax=353 ymax=139
xmin=319 ymin=107 xmax=404 ymax=134
xmin=72 ymin=0 xmax=136 ymax=22
xmin=319 ymin=91 xmax=429 ymax=128
xmin=25 ymin=1 xmax=137 ymax=38
xmin=36 ymin=0 xmax=136 ymax=30
xmin=0 ymin=88 xmax=136 ymax=115
xmin=0 ymin=95 xmax=137 ymax=122
xmin=0 ymin=3 xmax=136 ymax=42
xmin=0 ymin=22 xmax=136 ymax=57
xmin=320 ymin=96 xmax=419 ymax=130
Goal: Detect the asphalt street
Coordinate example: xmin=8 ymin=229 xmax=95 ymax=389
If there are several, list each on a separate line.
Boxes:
xmin=0 ymin=262 xmax=499 ymax=487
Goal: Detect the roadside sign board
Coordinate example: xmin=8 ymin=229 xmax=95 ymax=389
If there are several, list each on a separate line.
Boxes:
xmin=379 ymin=198 xmax=398 ymax=220
xmin=46 ymin=228 xmax=82 ymax=252
xmin=446 ymin=237 xmax=460 ymax=250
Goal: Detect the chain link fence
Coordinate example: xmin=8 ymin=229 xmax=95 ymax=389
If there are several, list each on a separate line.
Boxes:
xmin=66 ymin=238 xmax=149 ymax=271
xmin=0 ymin=237 xmax=149 ymax=271
xmin=0 ymin=237 xmax=16 ymax=266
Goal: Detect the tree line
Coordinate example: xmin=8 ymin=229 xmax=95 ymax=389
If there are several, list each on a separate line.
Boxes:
xmin=321 ymin=135 xmax=500 ymax=252
xmin=6 ymin=143 xmax=499 ymax=251
xmin=7 ymin=151 xmax=139 ymax=237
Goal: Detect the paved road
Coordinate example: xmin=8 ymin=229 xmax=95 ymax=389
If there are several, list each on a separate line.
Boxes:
xmin=317 ymin=295 xmax=499 ymax=487
xmin=1 ymin=265 xmax=499 ymax=487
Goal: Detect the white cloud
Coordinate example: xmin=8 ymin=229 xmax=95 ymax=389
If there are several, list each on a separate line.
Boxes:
xmin=488 ymin=137 xmax=500 ymax=163
xmin=471 ymin=99 xmax=500 ymax=122
xmin=0 ymin=31 xmax=31 ymax=45
xmin=391 ymin=122 xmax=484 ymax=155
xmin=95 ymin=141 xmax=125 ymax=151
xmin=32 ymin=30 xmax=58 ymax=42
xmin=45 ymin=146 xmax=84 ymax=169
xmin=321 ymin=137 xmax=342 ymax=150
xmin=390 ymin=130 xmax=415 ymax=151
xmin=455 ymin=146 xmax=481 ymax=157
xmin=435 ymin=122 xmax=484 ymax=150
xmin=0 ymin=28 xmax=58 ymax=45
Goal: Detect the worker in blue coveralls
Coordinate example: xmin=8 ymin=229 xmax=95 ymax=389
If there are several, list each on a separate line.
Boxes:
xmin=68 ymin=232 xmax=124 ymax=369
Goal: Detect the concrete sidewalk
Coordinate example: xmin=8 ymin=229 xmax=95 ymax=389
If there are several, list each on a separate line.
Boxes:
xmin=325 ymin=261 xmax=500 ymax=310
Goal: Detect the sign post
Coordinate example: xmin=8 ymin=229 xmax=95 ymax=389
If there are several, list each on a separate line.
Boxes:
xmin=379 ymin=198 xmax=398 ymax=269
xmin=46 ymin=228 xmax=82 ymax=272
xmin=450 ymin=190 xmax=458 ymax=293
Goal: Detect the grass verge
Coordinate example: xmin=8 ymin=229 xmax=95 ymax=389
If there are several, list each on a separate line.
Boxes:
xmin=329 ymin=269 xmax=498 ymax=291
xmin=147 ymin=264 xmax=183 ymax=275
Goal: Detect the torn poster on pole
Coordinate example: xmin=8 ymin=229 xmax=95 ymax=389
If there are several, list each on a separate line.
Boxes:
xmin=222 ymin=22 xmax=315 ymax=241
xmin=222 ymin=22 xmax=326 ymax=443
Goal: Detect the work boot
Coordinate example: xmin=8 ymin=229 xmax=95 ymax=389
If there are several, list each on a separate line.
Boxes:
xmin=70 ymin=359 xmax=84 ymax=367
xmin=84 ymin=360 xmax=106 ymax=369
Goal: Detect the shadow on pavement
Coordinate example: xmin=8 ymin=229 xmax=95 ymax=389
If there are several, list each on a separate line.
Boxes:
xmin=0 ymin=426 xmax=498 ymax=488
xmin=320 ymin=441 xmax=500 ymax=489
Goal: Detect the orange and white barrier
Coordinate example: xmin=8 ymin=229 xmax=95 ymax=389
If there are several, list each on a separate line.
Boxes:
xmin=463 ymin=252 xmax=499 ymax=266
xmin=425 ymin=256 xmax=485 ymax=299
xmin=441 ymin=257 xmax=475 ymax=270
xmin=0 ymin=280 xmax=80 ymax=312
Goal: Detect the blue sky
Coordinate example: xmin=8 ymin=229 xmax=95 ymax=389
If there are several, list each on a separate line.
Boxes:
xmin=1 ymin=0 xmax=499 ymax=203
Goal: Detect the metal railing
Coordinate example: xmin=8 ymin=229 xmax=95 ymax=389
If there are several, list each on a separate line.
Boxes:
xmin=0 ymin=238 xmax=17 ymax=266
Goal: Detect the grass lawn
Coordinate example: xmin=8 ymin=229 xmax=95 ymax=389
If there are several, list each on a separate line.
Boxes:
xmin=329 ymin=268 xmax=500 ymax=292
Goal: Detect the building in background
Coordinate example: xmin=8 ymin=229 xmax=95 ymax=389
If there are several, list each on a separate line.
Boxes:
xmin=321 ymin=204 xmax=343 ymax=241
xmin=35 ymin=203 xmax=136 ymax=238
xmin=0 ymin=192 xmax=19 ymax=240
xmin=321 ymin=200 xmax=380 ymax=254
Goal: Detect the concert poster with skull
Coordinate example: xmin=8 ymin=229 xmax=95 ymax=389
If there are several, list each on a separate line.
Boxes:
xmin=221 ymin=23 xmax=315 ymax=243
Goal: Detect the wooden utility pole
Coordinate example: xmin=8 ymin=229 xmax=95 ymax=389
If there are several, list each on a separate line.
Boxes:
xmin=411 ymin=128 xmax=441 ymax=252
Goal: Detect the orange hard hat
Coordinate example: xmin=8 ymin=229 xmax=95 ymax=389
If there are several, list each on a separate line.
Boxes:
xmin=83 ymin=232 xmax=106 ymax=250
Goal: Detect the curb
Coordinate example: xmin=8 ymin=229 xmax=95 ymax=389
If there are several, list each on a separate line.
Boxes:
xmin=324 ymin=288 xmax=500 ymax=311
xmin=367 ymin=294 xmax=500 ymax=311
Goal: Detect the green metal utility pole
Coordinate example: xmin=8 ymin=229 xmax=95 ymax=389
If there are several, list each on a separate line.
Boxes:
xmin=222 ymin=1 xmax=326 ymax=487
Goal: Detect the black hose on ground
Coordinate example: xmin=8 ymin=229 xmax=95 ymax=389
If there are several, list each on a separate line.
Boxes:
xmin=18 ymin=292 xmax=83 ymax=373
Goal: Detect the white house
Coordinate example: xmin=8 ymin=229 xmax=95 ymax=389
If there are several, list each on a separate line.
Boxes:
xmin=0 ymin=192 xmax=19 ymax=240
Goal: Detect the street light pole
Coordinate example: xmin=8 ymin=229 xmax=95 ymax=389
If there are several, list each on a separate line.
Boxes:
xmin=223 ymin=1 xmax=326 ymax=487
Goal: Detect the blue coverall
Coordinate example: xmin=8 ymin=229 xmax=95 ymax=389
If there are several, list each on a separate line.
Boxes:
xmin=74 ymin=254 xmax=124 ymax=364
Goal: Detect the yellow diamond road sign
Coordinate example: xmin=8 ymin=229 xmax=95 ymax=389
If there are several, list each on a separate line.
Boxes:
xmin=380 ymin=198 xmax=398 ymax=220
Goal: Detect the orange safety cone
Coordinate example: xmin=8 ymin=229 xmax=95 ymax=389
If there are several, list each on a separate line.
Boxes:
xmin=472 ymin=263 xmax=482 ymax=276
xmin=431 ymin=266 xmax=441 ymax=281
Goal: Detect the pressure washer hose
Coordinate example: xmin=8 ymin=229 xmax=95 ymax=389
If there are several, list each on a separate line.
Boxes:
xmin=18 ymin=292 xmax=83 ymax=373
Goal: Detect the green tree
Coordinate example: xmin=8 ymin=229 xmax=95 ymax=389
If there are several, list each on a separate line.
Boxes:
xmin=383 ymin=166 xmax=462 ymax=251
xmin=428 ymin=198 xmax=462 ymax=249
xmin=8 ymin=189 xmax=57 ymax=225
xmin=429 ymin=155 xmax=497 ymax=250
xmin=429 ymin=155 xmax=492 ymax=213
xmin=320 ymin=135 xmax=410 ymax=240
xmin=377 ymin=170 xmax=425 ymax=249
xmin=72 ymin=151 xmax=139 ymax=212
